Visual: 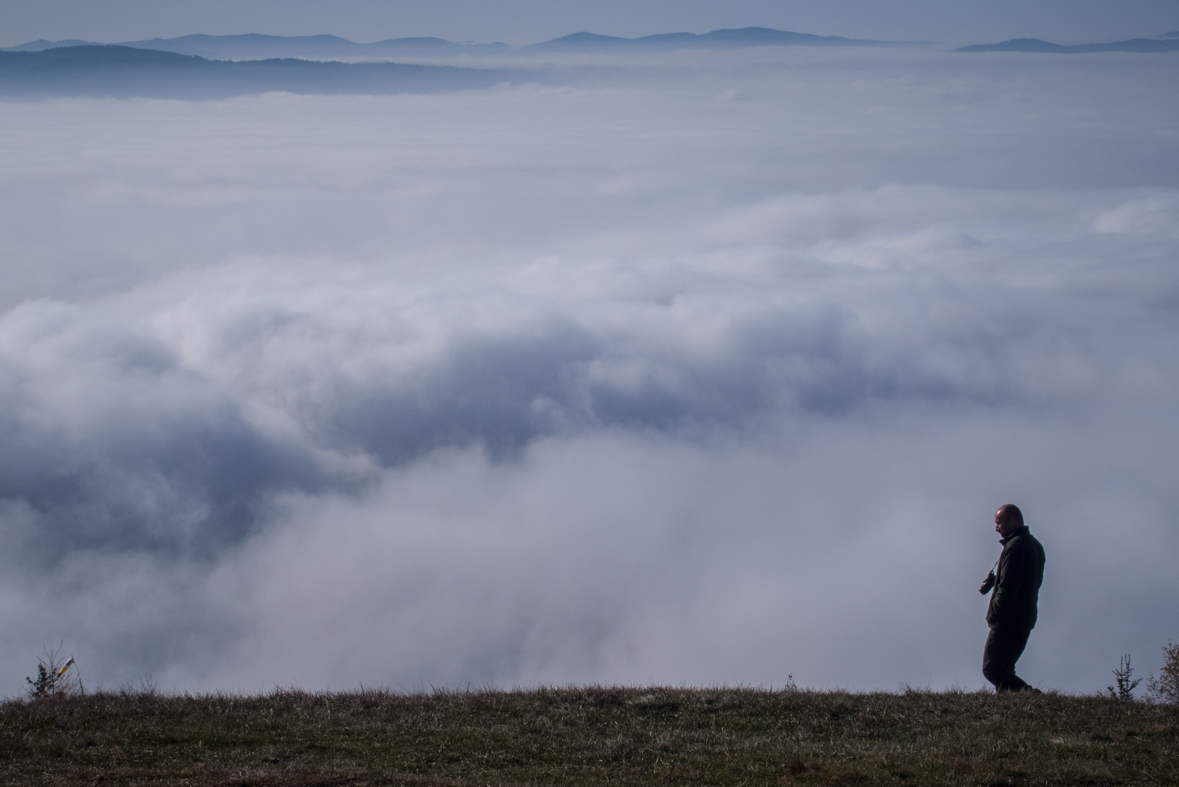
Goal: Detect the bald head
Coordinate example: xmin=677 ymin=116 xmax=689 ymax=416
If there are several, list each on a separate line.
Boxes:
xmin=995 ymin=504 xmax=1024 ymax=537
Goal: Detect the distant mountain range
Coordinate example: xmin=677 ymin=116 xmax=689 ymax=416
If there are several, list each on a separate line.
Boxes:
xmin=4 ymin=27 xmax=1178 ymax=100
xmin=3 ymin=27 xmax=918 ymax=61
xmin=0 ymin=46 xmax=518 ymax=99
xmin=8 ymin=28 xmax=1179 ymax=62
xmin=3 ymin=34 xmax=509 ymax=60
xmin=528 ymin=28 xmax=911 ymax=52
xmin=957 ymin=36 xmax=1179 ymax=54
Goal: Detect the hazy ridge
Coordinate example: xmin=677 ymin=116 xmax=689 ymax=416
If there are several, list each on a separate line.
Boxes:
xmin=958 ymin=36 xmax=1179 ymax=53
xmin=0 ymin=45 xmax=519 ymax=99
xmin=528 ymin=27 xmax=913 ymax=52
xmin=0 ymin=27 xmax=928 ymax=100
xmin=3 ymin=26 xmax=913 ymax=61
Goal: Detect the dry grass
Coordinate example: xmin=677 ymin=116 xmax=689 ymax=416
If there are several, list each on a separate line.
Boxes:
xmin=0 ymin=686 xmax=1176 ymax=785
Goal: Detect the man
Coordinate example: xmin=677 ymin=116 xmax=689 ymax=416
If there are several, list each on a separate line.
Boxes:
xmin=980 ymin=504 xmax=1046 ymax=692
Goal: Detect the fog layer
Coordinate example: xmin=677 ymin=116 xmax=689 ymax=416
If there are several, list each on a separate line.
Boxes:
xmin=1 ymin=48 xmax=1177 ymax=695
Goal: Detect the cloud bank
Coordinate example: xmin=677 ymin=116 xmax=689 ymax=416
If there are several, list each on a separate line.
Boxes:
xmin=0 ymin=47 xmax=1176 ymax=696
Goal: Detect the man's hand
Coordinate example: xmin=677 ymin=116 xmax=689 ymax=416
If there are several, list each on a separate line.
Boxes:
xmin=979 ymin=571 xmax=996 ymax=595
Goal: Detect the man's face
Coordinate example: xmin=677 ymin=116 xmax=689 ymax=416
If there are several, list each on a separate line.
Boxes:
xmin=995 ymin=509 xmax=1019 ymax=537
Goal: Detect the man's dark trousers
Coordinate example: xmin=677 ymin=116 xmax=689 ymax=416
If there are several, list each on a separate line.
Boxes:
xmin=982 ymin=627 xmax=1033 ymax=692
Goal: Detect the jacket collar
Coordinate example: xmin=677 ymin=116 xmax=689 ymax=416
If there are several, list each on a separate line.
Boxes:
xmin=999 ymin=525 xmax=1028 ymax=545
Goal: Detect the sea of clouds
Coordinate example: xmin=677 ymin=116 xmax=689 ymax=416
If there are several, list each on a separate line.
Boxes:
xmin=0 ymin=47 xmax=1177 ymax=696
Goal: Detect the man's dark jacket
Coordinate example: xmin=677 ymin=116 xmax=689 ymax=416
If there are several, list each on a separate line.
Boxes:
xmin=986 ymin=526 xmax=1046 ymax=631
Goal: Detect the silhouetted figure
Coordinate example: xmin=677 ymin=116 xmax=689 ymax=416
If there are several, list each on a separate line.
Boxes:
xmin=980 ymin=504 xmax=1045 ymax=692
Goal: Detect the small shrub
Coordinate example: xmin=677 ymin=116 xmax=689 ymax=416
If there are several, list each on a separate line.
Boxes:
xmin=26 ymin=645 xmax=81 ymax=699
xmin=1145 ymin=641 xmax=1179 ymax=705
xmin=1107 ymin=654 xmax=1142 ymax=701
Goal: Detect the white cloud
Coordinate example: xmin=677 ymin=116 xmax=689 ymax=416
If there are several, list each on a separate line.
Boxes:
xmin=1094 ymin=193 xmax=1179 ymax=236
xmin=0 ymin=47 xmax=1177 ymax=696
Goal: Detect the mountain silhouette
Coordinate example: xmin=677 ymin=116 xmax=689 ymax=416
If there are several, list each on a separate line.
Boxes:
xmin=114 ymin=33 xmax=509 ymax=59
xmin=1 ymin=34 xmax=509 ymax=61
xmin=3 ymin=27 xmax=918 ymax=61
xmin=0 ymin=45 xmax=519 ymax=99
xmin=4 ymin=38 xmax=98 ymax=51
xmin=958 ymin=37 xmax=1179 ymax=53
xmin=530 ymin=27 xmax=906 ymax=52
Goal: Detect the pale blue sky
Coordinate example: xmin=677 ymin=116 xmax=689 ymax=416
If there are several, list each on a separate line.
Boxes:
xmin=3 ymin=0 xmax=1178 ymax=47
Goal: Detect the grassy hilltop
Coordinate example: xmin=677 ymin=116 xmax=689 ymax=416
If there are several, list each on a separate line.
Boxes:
xmin=1 ymin=687 xmax=1176 ymax=785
